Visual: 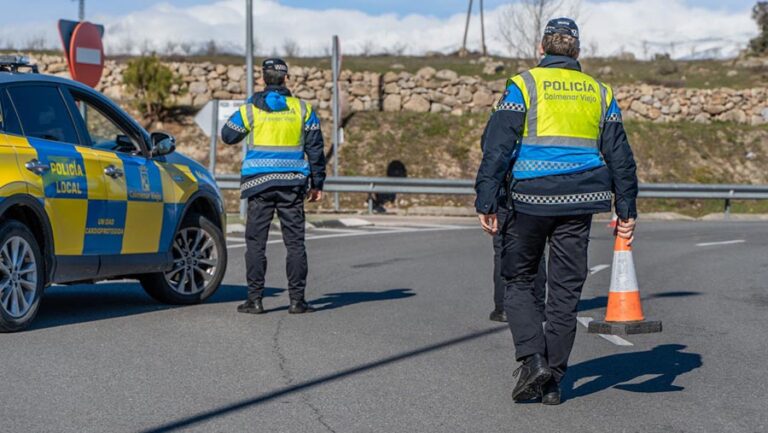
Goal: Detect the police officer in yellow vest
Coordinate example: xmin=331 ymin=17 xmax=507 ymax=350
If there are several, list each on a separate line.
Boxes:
xmin=475 ymin=18 xmax=638 ymax=405
xmin=222 ymin=58 xmax=326 ymax=315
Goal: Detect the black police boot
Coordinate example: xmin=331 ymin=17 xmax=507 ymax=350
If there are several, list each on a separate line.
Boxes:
xmin=489 ymin=309 xmax=507 ymax=322
xmin=541 ymin=378 xmax=561 ymax=405
xmin=237 ymin=299 xmax=264 ymax=314
xmin=289 ymin=299 xmax=315 ymax=314
xmin=511 ymin=354 xmax=552 ymax=402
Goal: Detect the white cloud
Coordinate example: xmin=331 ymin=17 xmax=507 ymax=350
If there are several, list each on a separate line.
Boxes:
xmin=0 ymin=0 xmax=757 ymax=59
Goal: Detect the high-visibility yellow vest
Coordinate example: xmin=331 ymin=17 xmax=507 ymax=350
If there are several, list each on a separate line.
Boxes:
xmin=509 ymin=67 xmax=611 ymax=179
xmin=239 ymin=95 xmax=310 ymax=177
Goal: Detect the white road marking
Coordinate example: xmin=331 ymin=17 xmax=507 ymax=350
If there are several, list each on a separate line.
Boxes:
xmin=376 ymin=223 xmax=470 ymax=230
xmin=226 ymin=225 xmax=475 ymax=249
xmin=696 ymin=239 xmax=745 ymax=247
xmin=589 ymin=264 xmax=611 ymax=275
xmin=309 ymin=227 xmax=363 ymax=234
xmin=577 ymin=316 xmax=634 ymax=347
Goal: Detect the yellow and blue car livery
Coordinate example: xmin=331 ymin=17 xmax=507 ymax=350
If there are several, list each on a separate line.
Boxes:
xmin=0 ymin=72 xmax=224 ymax=285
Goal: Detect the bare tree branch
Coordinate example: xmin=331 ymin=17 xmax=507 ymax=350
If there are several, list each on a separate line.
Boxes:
xmin=497 ymin=0 xmax=581 ymax=60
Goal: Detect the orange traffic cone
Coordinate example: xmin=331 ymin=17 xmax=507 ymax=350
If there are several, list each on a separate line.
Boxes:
xmin=588 ymin=236 xmax=662 ymax=335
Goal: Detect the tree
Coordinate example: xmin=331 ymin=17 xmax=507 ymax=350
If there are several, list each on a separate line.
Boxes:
xmin=123 ymin=56 xmax=178 ymax=125
xmin=282 ymin=39 xmax=300 ymax=58
xmin=497 ymin=0 xmax=581 ymax=60
xmin=750 ymin=1 xmax=768 ymax=55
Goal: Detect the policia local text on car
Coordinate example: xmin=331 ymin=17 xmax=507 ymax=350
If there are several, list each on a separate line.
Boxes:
xmin=221 ymin=58 xmax=326 ymax=315
xmin=474 ymin=18 xmax=639 ymax=405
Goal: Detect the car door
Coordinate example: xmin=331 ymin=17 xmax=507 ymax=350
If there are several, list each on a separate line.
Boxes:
xmin=5 ymin=84 xmax=104 ymax=278
xmin=65 ymin=88 xmax=167 ymax=264
xmin=0 ymin=88 xmax=26 ymax=198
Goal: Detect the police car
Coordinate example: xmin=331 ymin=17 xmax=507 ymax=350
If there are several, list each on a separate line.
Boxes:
xmin=0 ymin=56 xmax=227 ymax=332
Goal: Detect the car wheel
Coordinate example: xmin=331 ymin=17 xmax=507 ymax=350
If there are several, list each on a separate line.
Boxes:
xmin=0 ymin=220 xmax=45 ymax=332
xmin=140 ymin=213 xmax=227 ymax=305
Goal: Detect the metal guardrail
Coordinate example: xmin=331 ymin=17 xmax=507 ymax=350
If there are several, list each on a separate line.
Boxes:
xmin=215 ymin=175 xmax=768 ymax=216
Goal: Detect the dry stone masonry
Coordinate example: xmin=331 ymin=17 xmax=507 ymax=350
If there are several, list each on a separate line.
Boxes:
xmin=29 ymin=54 xmax=768 ymax=126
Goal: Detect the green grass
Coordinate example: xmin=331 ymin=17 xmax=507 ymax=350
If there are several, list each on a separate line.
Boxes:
xmin=580 ymin=58 xmax=766 ymax=89
xmin=624 ymin=120 xmax=768 ymax=184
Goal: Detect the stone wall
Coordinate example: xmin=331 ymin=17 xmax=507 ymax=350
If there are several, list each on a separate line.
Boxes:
xmin=29 ymin=54 xmax=768 ymax=125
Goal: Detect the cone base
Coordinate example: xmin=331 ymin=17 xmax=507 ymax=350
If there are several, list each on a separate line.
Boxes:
xmin=588 ymin=320 xmax=662 ymax=335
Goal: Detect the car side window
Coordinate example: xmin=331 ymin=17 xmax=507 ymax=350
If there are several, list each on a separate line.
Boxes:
xmin=70 ymin=92 xmax=142 ymax=155
xmin=0 ymin=89 xmax=23 ymax=136
xmin=7 ymin=85 xmax=79 ymax=144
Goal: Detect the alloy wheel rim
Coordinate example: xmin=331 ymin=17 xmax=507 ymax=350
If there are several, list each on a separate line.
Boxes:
xmin=165 ymin=227 xmax=219 ymax=296
xmin=0 ymin=236 xmax=38 ymax=318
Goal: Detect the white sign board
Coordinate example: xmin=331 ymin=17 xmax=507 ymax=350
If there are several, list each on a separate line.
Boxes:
xmin=194 ymin=99 xmax=246 ymax=138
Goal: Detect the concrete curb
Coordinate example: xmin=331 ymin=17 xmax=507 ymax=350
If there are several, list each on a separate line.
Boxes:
xmin=227 ymin=218 xmax=372 ymax=233
xmin=311 ymin=217 xmax=374 ymax=228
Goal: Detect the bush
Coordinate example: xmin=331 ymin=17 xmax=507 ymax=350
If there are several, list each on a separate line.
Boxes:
xmin=750 ymin=2 xmax=768 ymax=55
xmin=123 ymin=55 xmax=178 ymax=125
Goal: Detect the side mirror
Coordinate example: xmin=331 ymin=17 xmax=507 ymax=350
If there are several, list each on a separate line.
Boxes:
xmin=150 ymin=132 xmax=176 ymax=157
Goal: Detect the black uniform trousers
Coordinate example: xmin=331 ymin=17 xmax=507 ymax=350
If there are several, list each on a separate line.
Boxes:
xmin=245 ymin=185 xmax=308 ymax=302
xmin=493 ymin=205 xmax=547 ymax=313
xmin=501 ymin=211 xmax=592 ymax=382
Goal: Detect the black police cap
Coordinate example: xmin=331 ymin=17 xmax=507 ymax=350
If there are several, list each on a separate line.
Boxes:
xmin=262 ymin=58 xmax=288 ymax=73
xmin=544 ymin=17 xmax=579 ymax=39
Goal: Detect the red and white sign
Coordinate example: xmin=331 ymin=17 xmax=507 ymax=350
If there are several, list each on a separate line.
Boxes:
xmin=59 ymin=21 xmax=104 ymax=88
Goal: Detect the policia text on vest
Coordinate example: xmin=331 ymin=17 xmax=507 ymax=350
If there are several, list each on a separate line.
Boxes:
xmin=542 ymin=80 xmax=599 ymax=103
xmin=221 ymin=58 xmax=326 ymax=315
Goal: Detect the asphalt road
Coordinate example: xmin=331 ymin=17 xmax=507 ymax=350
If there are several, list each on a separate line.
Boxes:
xmin=1 ymin=218 xmax=767 ymax=433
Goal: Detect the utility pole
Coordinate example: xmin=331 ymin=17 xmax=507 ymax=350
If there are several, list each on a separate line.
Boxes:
xmin=460 ymin=0 xmax=474 ymax=57
xmin=331 ymin=35 xmax=340 ymax=211
xmin=242 ymin=0 xmax=254 ymax=219
xmin=77 ymin=0 xmax=84 ymax=21
xmin=480 ymin=0 xmax=487 ymax=56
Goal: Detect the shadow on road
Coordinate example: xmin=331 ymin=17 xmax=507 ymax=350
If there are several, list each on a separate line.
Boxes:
xmin=313 ymin=288 xmax=415 ymax=311
xmin=263 ymin=288 xmax=416 ymax=313
xmin=578 ymin=296 xmax=608 ymax=312
xmin=31 ymin=283 xmax=265 ymax=330
xmin=139 ymin=325 xmax=507 ymax=433
xmin=578 ymin=291 xmax=702 ymax=312
xmin=562 ymin=344 xmax=703 ymax=400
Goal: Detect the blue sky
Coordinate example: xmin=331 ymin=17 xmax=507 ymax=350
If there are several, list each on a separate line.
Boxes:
xmin=0 ymin=0 xmax=756 ymax=24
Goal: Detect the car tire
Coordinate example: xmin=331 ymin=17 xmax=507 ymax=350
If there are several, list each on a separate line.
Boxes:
xmin=140 ymin=213 xmax=227 ymax=305
xmin=0 ymin=220 xmax=45 ymax=333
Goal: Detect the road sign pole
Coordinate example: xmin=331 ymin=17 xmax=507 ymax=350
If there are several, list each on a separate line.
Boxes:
xmin=209 ymin=100 xmax=219 ymax=174
xmin=241 ymin=0 xmax=254 ymax=220
xmin=331 ymin=35 xmax=340 ymax=212
xmin=79 ymin=0 xmax=87 ymax=122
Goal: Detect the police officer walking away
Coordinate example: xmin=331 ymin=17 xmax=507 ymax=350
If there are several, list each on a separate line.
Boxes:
xmin=222 ymin=58 xmax=326 ymax=315
xmin=474 ymin=19 xmax=638 ymax=404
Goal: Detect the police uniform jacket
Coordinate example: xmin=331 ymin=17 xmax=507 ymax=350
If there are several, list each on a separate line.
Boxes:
xmin=475 ymin=55 xmax=638 ymax=219
xmin=221 ymin=85 xmax=326 ymax=199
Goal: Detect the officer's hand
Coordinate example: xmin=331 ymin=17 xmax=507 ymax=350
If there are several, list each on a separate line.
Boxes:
xmin=478 ymin=213 xmax=498 ymax=236
xmin=307 ymin=189 xmax=323 ymax=202
xmin=616 ymin=218 xmax=636 ymax=244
